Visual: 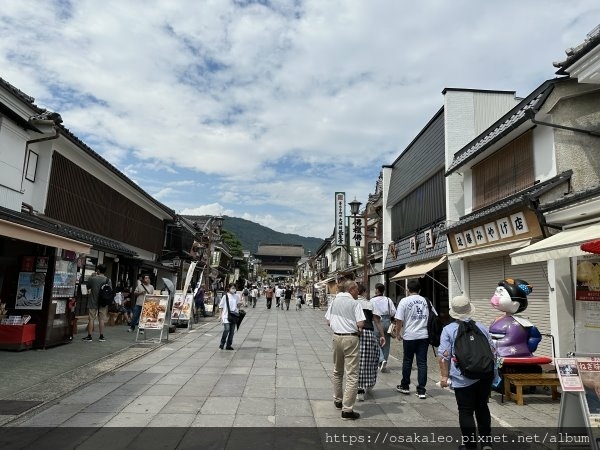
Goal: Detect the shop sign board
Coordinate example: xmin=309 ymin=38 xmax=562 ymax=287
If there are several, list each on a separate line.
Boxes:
xmin=139 ymin=295 xmax=168 ymax=329
xmin=450 ymin=209 xmax=541 ymax=254
xmin=334 ymin=192 xmax=346 ymax=247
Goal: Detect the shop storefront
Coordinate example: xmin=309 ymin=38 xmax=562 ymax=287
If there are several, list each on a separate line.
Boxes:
xmin=447 ymin=207 xmax=554 ymax=357
xmin=386 ymin=220 xmax=448 ymax=312
xmin=0 ymin=216 xmax=90 ymax=349
xmin=510 ymin=220 xmax=600 ymax=356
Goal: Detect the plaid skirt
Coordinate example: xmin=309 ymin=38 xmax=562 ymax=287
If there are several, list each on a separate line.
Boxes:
xmin=358 ymin=329 xmax=379 ymax=389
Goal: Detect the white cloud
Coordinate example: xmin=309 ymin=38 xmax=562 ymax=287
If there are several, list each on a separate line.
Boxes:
xmin=1 ymin=0 xmax=598 ymax=239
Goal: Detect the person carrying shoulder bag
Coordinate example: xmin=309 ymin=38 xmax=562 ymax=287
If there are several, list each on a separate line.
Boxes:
xmin=370 ymin=283 xmax=396 ymax=372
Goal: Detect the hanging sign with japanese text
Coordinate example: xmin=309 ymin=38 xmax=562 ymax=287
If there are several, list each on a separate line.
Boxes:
xmin=449 ymin=209 xmax=541 ymax=253
xmin=335 ymin=192 xmax=346 ymax=247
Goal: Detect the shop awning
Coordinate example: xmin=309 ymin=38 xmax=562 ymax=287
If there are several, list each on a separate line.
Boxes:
xmin=448 ymin=239 xmax=531 ymax=261
xmin=390 ymin=256 xmax=447 ymax=281
xmin=0 ymin=218 xmax=90 ymax=254
xmin=510 ymin=222 xmax=600 ymax=265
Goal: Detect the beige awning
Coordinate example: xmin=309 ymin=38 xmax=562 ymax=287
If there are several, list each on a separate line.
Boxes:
xmin=510 ymin=222 xmax=600 ymax=265
xmin=448 ymin=238 xmax=531 ymax=261
xmin=390 ymin=256 xmax=447 ymax=281
xmin=0 ymin=219 xmax=91 ymax=254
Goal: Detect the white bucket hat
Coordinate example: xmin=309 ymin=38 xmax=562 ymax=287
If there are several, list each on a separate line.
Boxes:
xmin=449 ymin=295 xmax=475 ymax=320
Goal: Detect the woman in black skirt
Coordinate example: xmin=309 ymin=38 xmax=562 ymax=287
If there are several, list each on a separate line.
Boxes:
xmin=356 ymin=283 xmax=386 ymax=401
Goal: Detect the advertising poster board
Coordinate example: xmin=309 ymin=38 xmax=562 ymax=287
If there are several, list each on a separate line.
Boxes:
xmin=171 ymin=293 xmax=193 ymax=321
xmin=15 ymin=272 xmax=45 ymax=310
xmin=578 ymin=358 xmax=600 ymax=418
xmin=139 ymin=295 xmax=169 ymax=330
xmin=556 ymin=358 xmax=584 ymax=392
xmin=575 ymin=256 xmax=600 ymax=353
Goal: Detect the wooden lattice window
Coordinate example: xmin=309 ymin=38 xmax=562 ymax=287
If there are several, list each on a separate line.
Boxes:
xmin=473 ymin=131 xmax=534 ymax=210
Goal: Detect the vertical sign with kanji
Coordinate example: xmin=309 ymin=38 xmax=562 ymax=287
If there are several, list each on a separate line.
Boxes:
xmin=335 ymin=192 xmax=346 ymax=247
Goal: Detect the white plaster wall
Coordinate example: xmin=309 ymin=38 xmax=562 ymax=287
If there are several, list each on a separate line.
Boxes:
xmin=548 ymin=258 xmax=576 ymax=356
xmin=443 ymin=89 xmax=519 ymax=301
xmin=532 ymin=125 xmax=556 ymax=182
xmin=0 ymin=118 xmax=28 ymax=193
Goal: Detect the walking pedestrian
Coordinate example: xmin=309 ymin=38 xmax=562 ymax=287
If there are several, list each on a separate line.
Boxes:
xmin=284 ymin=285 xmax=293 ymax=310
xmin=275 ymin=285 xmax=283 ymax=309
xmin=295 ymin=286 xmax=304 ymax=310
xmin=356 ymin=283 xmax=385 ymax=402
xmin=265 ymin=285 xmax=274 ymax=309
xmin=193 ymin=283 xmax=207 ymax=319
xmin=218 ymin=283 xmax=241 ymax=350
xmin=82 ymin=264 xmax=111 ymax=342
xmin=242 ymin=286 xmax=249 ymax=307
xmin=395 ymin=279 xmax=429 ymax=399
xmin=438 ymin=295 xmax=497 ymax=450
xmin=130 ymin=274 xmax=154 ymax=334
xmin=370 ymin=283 xmax=396 ymax=372
xmin=325 ymin=278 xmax=365 ymax=420
xmin=250 ymin=285 xmax=258 ymax=308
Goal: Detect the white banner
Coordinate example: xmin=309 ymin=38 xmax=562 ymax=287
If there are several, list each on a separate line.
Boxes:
xmin=335 ymin=192 xmax=346 ymax=247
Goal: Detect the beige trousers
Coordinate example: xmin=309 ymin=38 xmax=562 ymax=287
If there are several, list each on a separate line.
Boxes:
xmin=332 ymin=334 xmax=360 ymax=412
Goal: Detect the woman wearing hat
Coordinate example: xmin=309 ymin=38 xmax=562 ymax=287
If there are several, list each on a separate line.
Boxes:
xmin=437 ymin=296 xmax=497 ymax=450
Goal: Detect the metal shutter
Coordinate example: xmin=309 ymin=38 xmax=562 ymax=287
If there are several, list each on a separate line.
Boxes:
xmin=503 ymin=258 xmax=552 ymax=357
xmin=468 ymin=258 xmax=505 ymax=331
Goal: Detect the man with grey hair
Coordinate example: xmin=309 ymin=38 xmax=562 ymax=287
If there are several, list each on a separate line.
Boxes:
xmin=325 ymin=278 xmax=365 ymax=420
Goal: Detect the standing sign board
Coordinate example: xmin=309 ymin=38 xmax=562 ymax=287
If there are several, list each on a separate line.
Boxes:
xmin=137 ymin=294 xmax=169 ymax=343
xmin=557 ymin=356 xmax=600 ymax=449
xmin=171 ymin=292 xmax=193 ymax=322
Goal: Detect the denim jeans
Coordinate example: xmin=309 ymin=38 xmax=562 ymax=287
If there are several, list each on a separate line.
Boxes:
xmin=220 ymin=322 xmax=235 ymax=348
xmin=375 ymin=315 xmax=392 ymax=363
xmin=400 ymin=338 xmax=429 ymax=394
xmin=130 ymin=304 xmax=142 ymax=330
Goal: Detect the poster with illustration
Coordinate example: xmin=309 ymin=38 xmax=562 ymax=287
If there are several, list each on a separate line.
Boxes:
xmin=556 ymin=358 xmax=584 ymax=392
xmin=171 ymin=292 xmax=193 ymax=321
xmin=575 ymin=257 xmax=600 ymax=353
xmin=139 ymin=295 xmax=168 ymax=330
xmin=15 ymin=272 xmax=46 ymax=309
xmin=578 ymin=358 xmax=600 ymax=418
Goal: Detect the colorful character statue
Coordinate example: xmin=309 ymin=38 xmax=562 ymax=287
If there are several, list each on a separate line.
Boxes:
xmin=489 ymin=278 xmax=542 ymax=358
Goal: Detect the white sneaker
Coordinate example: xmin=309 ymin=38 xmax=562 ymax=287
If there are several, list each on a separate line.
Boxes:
xmin=357 ymin=391 xmax=365 ymax=402
xmin=380 ymin=360 xmax=387 ymax=372
xmin=417 ymin=393 xmax=427 ymax=399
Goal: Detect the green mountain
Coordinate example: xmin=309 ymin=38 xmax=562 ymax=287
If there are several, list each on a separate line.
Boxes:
xmin=222 ymin=216 xmax=325 ymax=255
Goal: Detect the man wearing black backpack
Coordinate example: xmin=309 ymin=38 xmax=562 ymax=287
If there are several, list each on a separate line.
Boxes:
xmin=438 ymin=295 xmax=497 ymax=450
xmin=83 ymin=264 xmax=112 ymax=342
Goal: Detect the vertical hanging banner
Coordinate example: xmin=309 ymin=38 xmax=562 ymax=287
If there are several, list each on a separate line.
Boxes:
xmin=335 ymin=192 xmax=346 ymax=247
xmin=211 ymin=250 xmax=221 ymax=268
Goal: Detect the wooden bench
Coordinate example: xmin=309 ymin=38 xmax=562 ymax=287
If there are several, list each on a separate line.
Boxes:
xmin=503 ymin=373 xmax=560 ymax=406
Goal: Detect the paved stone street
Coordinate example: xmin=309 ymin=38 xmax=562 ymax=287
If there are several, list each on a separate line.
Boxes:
xmin=0 ymin=304 xmax=565 ymax=448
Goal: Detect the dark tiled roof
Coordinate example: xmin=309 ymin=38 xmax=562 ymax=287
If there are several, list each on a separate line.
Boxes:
xmin=539 ymin=183 xmax=600 ymax=213
xmin=443 ymin=171 xmax=573 ymax=234
xmin=0 ymin=206 xmax=137 ymax=256
xmin=554 ymin=25 xmax=600 ymax=75
xmin=445 ymin=80 xmax=558 ymax=175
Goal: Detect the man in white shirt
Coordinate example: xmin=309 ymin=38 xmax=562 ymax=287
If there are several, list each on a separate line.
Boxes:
xmin=218 ymin=283 xmax=241 ymax=350
xmin=325 ymin=279 xmax=365 ymax=420
xmin=394 ymin=279 xmax=429 ymax=399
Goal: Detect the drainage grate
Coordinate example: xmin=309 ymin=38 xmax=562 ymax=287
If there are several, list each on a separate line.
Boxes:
xmin=0 ymin=400 xmax=42 ymax=415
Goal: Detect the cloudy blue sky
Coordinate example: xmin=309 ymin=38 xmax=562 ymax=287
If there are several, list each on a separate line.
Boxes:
xmin=0 ymin=1 xmax=598 ymax=238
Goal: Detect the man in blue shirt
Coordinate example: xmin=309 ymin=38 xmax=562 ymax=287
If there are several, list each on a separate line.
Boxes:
xmin=438 ymin=295 xmax=497 ymax=450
